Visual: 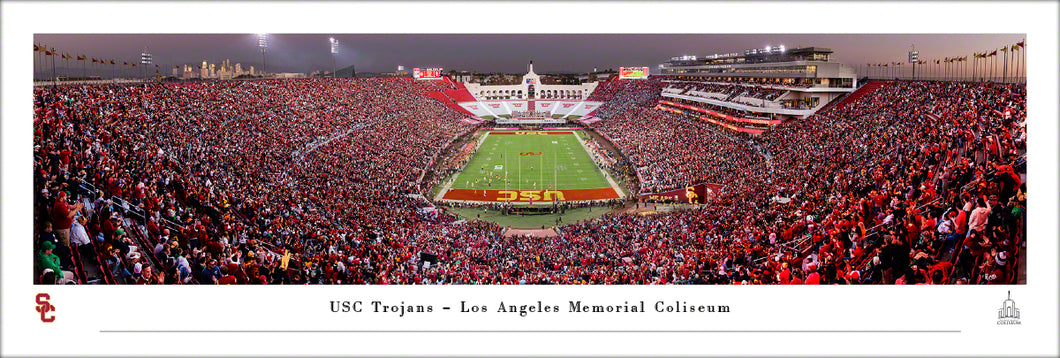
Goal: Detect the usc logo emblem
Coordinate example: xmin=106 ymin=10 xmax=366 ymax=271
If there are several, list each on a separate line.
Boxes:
xmin=685 ymin=186 xmax=698 ymax=204
xmin=36 ymin=293 xmax=56 ymax=323
xmin=519 ymin=152 xmax=542 ymax=156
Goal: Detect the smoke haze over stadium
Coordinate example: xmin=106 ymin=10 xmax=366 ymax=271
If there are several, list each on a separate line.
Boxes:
xmin=34 ymin=33 xmax=1024 ymax=74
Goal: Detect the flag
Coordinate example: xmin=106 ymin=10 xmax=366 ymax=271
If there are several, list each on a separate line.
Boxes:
xmin=77 ymin=55 xmax=86 ymax=61
xmin=935 ymin=59 xmax=940 ymax=64
xmin=155 ymin=64 xmax=159 ymax=68
xmin=988 ymin=50 xmax=997 ymax=57
xmin=1001 ymin=46 xmax=1008 ymax=53
xmin=1011 ymin=45 xmax=1018 ymax=51
xmin=34 ymin=44 xmax=39 ymax=51
xmin=1017 ymin=40 xmax=1024 ymax=48
xmin=92 ymin=58 xmax=99 ymax=63
xmin=109 ymin=60 xmax=115 ymax=65
xmin=123 ymin=61 xmax=129 ymax=65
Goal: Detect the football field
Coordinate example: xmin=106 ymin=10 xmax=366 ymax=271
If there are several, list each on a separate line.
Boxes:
xmin=438 ymin=130 xmax=622 ymax=203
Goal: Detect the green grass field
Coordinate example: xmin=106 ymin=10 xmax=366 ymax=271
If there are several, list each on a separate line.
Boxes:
xmin=449 ymin=130 xmax=612 ymax=191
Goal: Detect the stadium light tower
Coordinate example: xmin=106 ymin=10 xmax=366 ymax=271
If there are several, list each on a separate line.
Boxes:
xmin=330 ymin=37 xmax=339 ymax=78
xmin=140 ymin=47 xmax=153 ymax=79
xmin=258 ymin=33 xmax=268 ymax=76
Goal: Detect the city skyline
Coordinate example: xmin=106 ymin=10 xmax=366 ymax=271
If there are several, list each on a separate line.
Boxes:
xmin=33 ymin=33 xmax=1025 ymax=76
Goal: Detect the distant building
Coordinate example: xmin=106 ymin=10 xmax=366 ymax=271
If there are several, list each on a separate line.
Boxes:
xmin=273 ymin=72 xmax=306 ymax=79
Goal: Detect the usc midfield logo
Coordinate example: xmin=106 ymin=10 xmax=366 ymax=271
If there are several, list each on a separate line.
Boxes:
xmin=497 ymin=190 xmax=565 ymax=201
xmin=36 ymin=293 xmax=56 ymax=323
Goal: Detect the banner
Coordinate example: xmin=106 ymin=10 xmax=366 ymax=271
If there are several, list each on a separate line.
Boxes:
xmin=638 ymin=183 xmax=724 ymax=204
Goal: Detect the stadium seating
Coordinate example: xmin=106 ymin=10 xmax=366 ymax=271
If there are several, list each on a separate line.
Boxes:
xmin=32 ymin=75 xmax=1025 ymax=285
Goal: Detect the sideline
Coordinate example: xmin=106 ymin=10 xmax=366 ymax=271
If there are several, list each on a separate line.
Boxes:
xmin=573 ymin=130 xmax=626 ymax=198
xmin=435 ymin=130 xmax=492 ymax=201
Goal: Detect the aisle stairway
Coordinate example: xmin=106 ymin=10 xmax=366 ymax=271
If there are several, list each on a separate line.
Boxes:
xmin=836 ymin=81 xmax=885 ymax=108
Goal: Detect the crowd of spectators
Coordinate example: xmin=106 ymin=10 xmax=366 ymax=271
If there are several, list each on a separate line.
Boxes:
xmin=570 ymin=79 xmax=1026 ymax=284
xmin=34 ymin=78 xmax=478 ymax=284
xmin=33 ymin=75 xmax=1025 ymax=285
xmin=590 ymin=106 xmax=769 ymax=193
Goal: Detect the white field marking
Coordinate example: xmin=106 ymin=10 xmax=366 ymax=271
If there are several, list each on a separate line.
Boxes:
xmin=439 ymin=133 xmax=492 ymax=201
xmin=476 ymin=131 xmax=492 ymax=151
xmin=434 ymin=171 xmax=459 ymax=202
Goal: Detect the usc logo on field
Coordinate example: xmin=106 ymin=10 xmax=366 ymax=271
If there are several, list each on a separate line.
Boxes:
xmin=519 ymin=152 xmax=543 ymax=156
xmin=497 ymin=190 xmax=565 ymax=201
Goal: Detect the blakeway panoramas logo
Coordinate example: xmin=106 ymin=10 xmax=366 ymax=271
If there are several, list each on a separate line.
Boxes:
xmin=997 ymin=291 xmax=1020 ymax=325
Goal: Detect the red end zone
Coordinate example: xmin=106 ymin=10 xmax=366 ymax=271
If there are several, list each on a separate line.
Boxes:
xmin=441 ymin=188 xmax=620 ymax=202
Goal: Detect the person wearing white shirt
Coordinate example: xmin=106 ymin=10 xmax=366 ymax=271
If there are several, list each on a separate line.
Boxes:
xmin=70 ymin=217 xmax=92 ymax=246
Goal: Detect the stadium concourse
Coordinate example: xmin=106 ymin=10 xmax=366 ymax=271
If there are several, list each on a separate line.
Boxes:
xmin=34 ymin=74 xmax=1025 ymax=285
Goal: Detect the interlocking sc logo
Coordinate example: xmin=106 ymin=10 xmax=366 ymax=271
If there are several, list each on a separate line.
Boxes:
xmin=36 ymin=293 xmax=56 ymax=323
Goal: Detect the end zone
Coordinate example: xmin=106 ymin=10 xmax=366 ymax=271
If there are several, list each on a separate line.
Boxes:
xmin=441 ymin=188 xmax=620 ymax=203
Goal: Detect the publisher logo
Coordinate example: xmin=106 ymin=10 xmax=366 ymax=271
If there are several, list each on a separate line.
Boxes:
xmin=997 ymin=291 xmax=1020 ymax=325
xmin=36 ymin=293 xmax=56 ymax=323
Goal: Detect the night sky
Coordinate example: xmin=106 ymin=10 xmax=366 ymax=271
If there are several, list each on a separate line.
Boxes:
xmin=33 ymin=33 xmax=1025 ymax=75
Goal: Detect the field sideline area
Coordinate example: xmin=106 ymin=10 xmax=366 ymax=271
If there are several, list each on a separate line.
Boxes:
xmin=436 ymin=130 xmax=622 ymax=203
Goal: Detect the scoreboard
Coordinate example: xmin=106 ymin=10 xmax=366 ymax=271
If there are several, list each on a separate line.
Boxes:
xmin=414 ymin=67 xmax=443 ymax=80
xmin=619 ymin=67 xmax=650 ymax=79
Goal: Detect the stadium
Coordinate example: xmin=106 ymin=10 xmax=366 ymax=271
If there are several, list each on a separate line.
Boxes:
xmin=33 ymin=35 xmax=1027 ymax=285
